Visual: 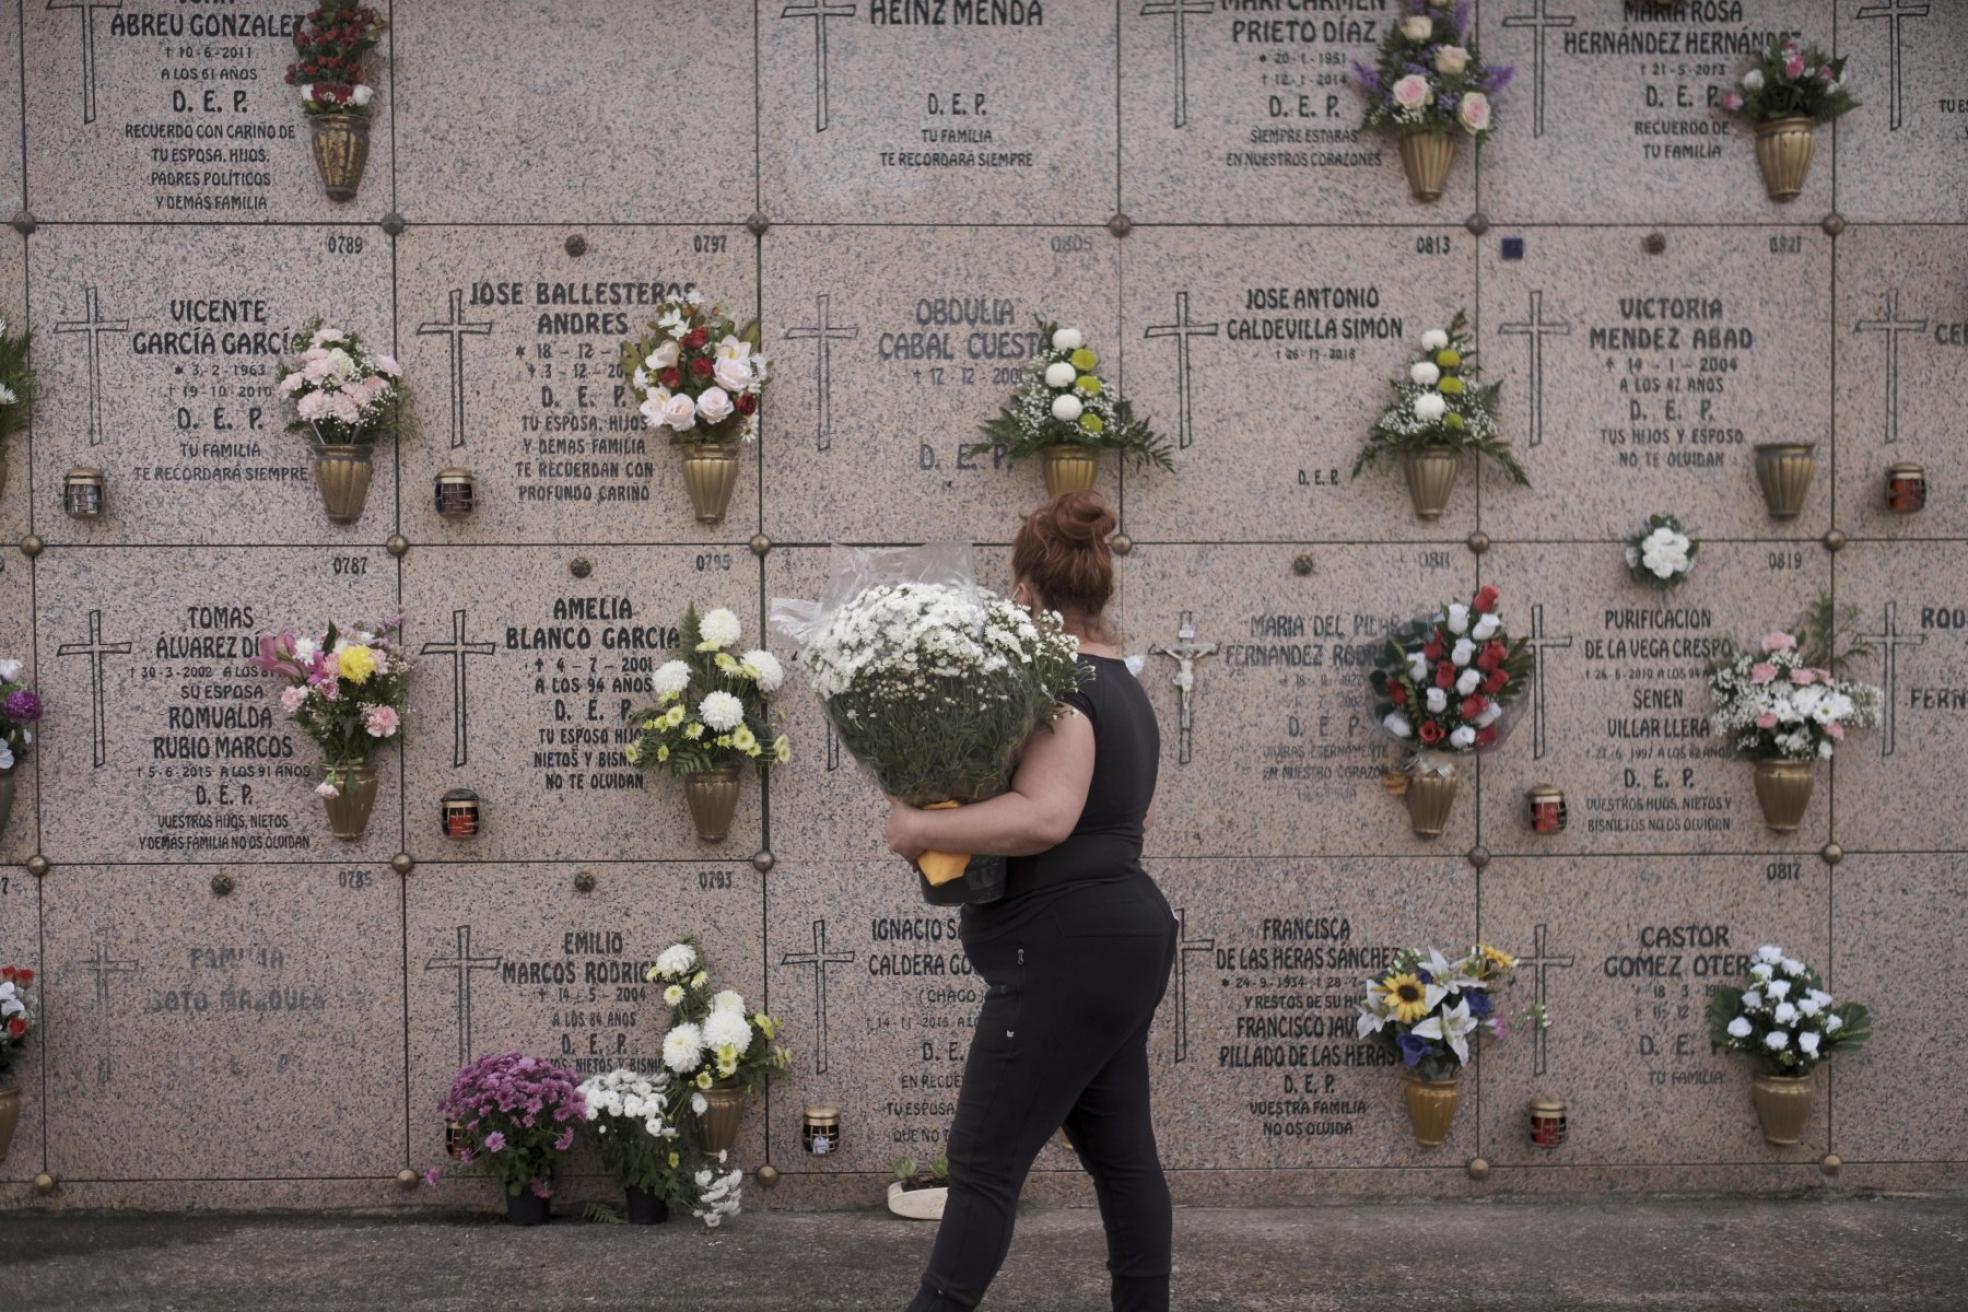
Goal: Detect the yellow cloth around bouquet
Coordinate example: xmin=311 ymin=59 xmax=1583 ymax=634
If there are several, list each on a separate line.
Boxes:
xmin=916 ymin=800 xmax=970 ymax=886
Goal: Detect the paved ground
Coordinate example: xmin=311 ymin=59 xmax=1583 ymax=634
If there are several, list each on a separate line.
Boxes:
xmin=4 ymin=1196 xmax=1963 ymax=1311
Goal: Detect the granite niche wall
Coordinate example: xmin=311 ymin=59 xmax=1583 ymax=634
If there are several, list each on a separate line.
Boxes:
xmin=1 ymin=0 xmax=1964 ymax=1212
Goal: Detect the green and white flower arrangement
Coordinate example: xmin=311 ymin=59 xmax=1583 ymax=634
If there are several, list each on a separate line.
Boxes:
xmin=0 ymin=318 xmax=36 ymax=469
xmin=1707 ymin=945 xmax=1869 ymax=1077
xmin=1353 ymin=311 xmax=1526 ymax=484
xmin=576 ymin=1067 xmax=743 ymax=1228
xmin=624 ymin=606 xmax=790 ymax=778
xmin=970 ymin=322 xmax=1172 ymax=473
xmin=645 ymin=940 xmax=791 ymax=1099
xmin=1625 ymin=514 xmax=1697 ymax=589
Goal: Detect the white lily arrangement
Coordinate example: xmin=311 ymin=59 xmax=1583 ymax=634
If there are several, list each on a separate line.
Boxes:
xmin=1357 ymin=943 xmax=1546 ymax=1081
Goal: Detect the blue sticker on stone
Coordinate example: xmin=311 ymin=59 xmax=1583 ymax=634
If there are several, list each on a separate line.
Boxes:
xmin=1502 ymin=237 xmax=1526 ymax=260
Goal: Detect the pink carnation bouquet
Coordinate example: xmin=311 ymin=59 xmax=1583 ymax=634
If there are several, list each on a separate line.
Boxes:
xmin=277 ymin=320 xmax=405 ymax=449
xmin=249 ymin=619 xmax=409 ymax=788
xmin=429 ymin=1053 xmax=589 ymax=1202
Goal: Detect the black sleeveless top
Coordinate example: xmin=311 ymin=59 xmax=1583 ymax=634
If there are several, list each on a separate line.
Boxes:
xmin=1005 ymin=654 xmax=1161 ymax=898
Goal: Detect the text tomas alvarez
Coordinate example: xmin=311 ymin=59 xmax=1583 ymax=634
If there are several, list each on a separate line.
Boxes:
xmin=504 ymin=598 xmax=681 ymax=652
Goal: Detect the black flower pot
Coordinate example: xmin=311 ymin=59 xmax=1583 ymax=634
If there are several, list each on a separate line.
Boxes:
xmin=625 ymin=1186 xmax=671 ymax=1225
xmin=505 ymin=1189 xmax=551 ymax=1226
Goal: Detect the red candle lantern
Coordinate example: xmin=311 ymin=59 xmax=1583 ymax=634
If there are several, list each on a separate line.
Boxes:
xmin=441 ymin=788 xmax=481 ymax=839
xmin=1529 ymin=1095 xmax=1567 ymax=1149
xmin=1886 ymin=462 xmax=1926 ymax=515
xmin=1527 ymin=783 xmax=1567 ymax=835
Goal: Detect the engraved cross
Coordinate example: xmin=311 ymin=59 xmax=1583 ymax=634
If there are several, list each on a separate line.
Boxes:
xmin=1859 ymin=602 xmax=1926 ymax=759
xmin=1173 ymin=906 xmax=1214 ymax=1065
xmin=53 ymin=286 xmax=131 ymax=450
xmin=782 ymin=293 xmax=860 ymax=453
xmin=781 ymin=918 xmax=855 ymax=1076
xmin=416 ymin=289 xmax=494 ymax=451
xmin=1140 ymin=0 xmax=1216 ymax=130
xmin=1144 ymin=291 xmax=1219 ymax=452
xmin=1517 ymin=922 xmax=1573 ymax=1078
xmin=425 ymin=926 xmax=503 ymax=1070
xmin=781 ymin=0 xmax=857 ymax=133
xmin=1499 ymin=290 xmax=1571 ymax=449
xmin=1501 ymin=0 xmax=1576 ymax=139
xmin=1855 ymin=0 xmax=1930 ymax=131
xmin=1150 ymin=611 xmax=1217 ymax=766
xmin=48 ymin=0 xmax=123 ymax=126
xmin=1524 ymin=603 xmax=1572 ymax=762
xmin=56 ymin=608 xmax=133 ymax=769
xmin=1854 ymin=290 xmax=1928 ymax=447
xmin=420 ymin=609 xmax=498 ymax=769
xmin=83 ymin=925 xmax=138 ymax=1086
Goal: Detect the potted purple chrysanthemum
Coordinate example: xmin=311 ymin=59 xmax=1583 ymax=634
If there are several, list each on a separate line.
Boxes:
xmin=0 ymin=661 xmax=43 ymax=841
xmin=427 ymin=1053 xmax=587 ymax=1226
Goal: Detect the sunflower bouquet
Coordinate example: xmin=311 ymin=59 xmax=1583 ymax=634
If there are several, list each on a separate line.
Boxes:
xmin=1356 ymin=944 xmax=1544 ymax=1082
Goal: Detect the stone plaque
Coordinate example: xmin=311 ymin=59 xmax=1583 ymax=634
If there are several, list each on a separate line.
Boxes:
xmin=1479 ymin=855 xmax=1830 ymax=1165
xmin=1832 ymin=226 xmax=1968 ymax=539
xmin=401 ymin=546 xmax=765 ymax=862
xmin=23 ymin=0 xmax=393 ymax=223
xmin=27 ymin=225 xmax=394 ymax=545
xmin=33 ymin=545 xmax=398 ymax=864
xmin=393 ymin=1 xmax=755 ymax=225
xmin=1480 ymin=541 xmax=1829 ymax=856
xmin=761 ymin=0 xmax=1115 ymax=224
xmin=1826 ymin=853 xmax=1962 ymax=1161
xmin=41 ymin=864 xmax=404 ymax=1179
xmin=1147 ymin=856 xmax=1474 ymax=1169
xmin=0 ymin=868 xmax=39 ymax=1181
xmin=1127 ymin=543 xmax=1479 ymax=859
xmin=1479 ymin=0 xmax=1832 ymax=223
xmin=406 ymin=862 xmax=764 ymax=1167
xmin=1119 ymin=2 xmax=1457 ymax=223
xmin=1833 ymin=0 xmax=1968 ymax=223
xmin=761 ymin=225 xmax=1120 ymax=543
xmin=396 ymin=226 xmax=756 ymax=544
xmin=1827 ymin=542 xmax=1965 ymax=852
xmin=1121 ymin=225 xmax=1475 ymax=542
xmin=1477 ymin=226 xmax=1831 ymax=540
xmin=766 ymin=861 xmax=978 ymax=1175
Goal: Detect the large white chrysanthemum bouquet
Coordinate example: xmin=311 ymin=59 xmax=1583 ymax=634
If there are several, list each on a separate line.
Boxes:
xmin=1707 ymin=946 xmax=1869 ymax=1077
xmin=1356 ymin=944 xmax=1544 ymax=1081
xmin=1707 ymin=598 xmax=1880 ymax=763
xmin=624 ymin=605 xmax=789 ymax=778
xmin=644 ymin=939 xmax=790 ymax=1099
xmin=1353 ymin=311 xmax=1525 ymax=484
xmin=969 ymin=321 xmax=1171 ymax=471
xmin=575 ymin=1066 xmax=741 ymax=1227
xmin=619 ymin=292 xmax=768 ymax=446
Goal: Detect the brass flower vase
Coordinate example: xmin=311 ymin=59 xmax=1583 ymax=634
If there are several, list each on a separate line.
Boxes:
xmin=311 ymin=445 xmax=375 ymax=524
xmin=681 ymin=442 xmax=739 ymax=525
xmin=1749 ymin=1072 xmax=1814 ymax=1145
xmin=0 ymin=768 xmax=16 ymax=842
xmin=684 ymin=768 xmax=740 ymax=843
xmin=321 ymin=763 xmax=379 ymax=841
xmin=1752 ymin=759 xmax=1814 ymax=833
xmin=1404 ymin=770 xmax=1459 ymax=838
xmin=0 ymin=1084 xmax=20 ymax=1165
xmin=1753 ymin=117 xmax=1816 ymax=202
xmin=1398 ymin=131 xmax=1456 ymax=202
xmin=1753 ymin=443 xmax=1816 ymax=519
xmin=1041 ymin=444 xmax=1099 ymax=498
xmin=1401 ymin=447 xmax=1461 ymax=520
xmin=310 ymin=113 xmax=372 ymax=203
xmin=1402 ymin=1073 xmax=1460 ymax=1147
xmin=698 ymin=1086 xmax=747 ymax=1155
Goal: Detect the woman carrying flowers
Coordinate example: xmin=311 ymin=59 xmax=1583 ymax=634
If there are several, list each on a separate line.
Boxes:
xmin=881 ymin=493 xmax=1177 ymax=1312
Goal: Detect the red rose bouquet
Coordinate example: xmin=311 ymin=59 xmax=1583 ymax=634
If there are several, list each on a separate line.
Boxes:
xmin=285 ymin=1 xmax=386 ymax=116
xmin=1368 ymin=584 xmax=1533 ymax=771
xmin=619 ymin=294 xmax=768 ymax=448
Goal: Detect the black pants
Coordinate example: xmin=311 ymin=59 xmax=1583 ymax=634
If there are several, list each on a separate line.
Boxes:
xmin=907 ymin=874 xmax=1179 ymax=1312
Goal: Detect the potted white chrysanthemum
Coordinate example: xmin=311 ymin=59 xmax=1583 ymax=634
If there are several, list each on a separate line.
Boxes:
xmin=1708 ymin=946 xmax=1869 ymax=1144
xmin=624 ymin=605 xmax=790 ymax=842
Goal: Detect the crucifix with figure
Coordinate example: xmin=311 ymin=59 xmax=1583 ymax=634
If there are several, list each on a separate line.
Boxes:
xmin=1501 ymin=0 xmax=1575 ymax=139
xmin=83 ymin=925 xmax=139 ymax=1086
xmin=54 ymin=286 xmax=130 ymax=450
xmin=426 ymin=926 xmax=503 ymax=1069
xmin=420 ymin=609 xmax=498 ymax=769
xmin=1524 ymin=603 xmax=1572 ymax=761
xmin=57 ymin=608 xmax=133 ymax=769
xmin=417 ymin=289 xmax=493 ymax=451
xmin=1172 ymin=907 xmax=1214 ymax=1066
xmin=1854 ymin=290 xmax=1927 ymax=447
xmin=49 ymin=0 xmax=122 ymax=126
xmin=1860 ymin=602 xmax=1926 ymax=759
xmin=1499 ymin=290 xmax=1571 ymax=449
xmin=1855 ymin=0 xmax=1929 ymax=132
xmin=1517 ymin=922 xmax=1573 ymax=1078
xmin=782 ymin=0 xmax=856 ymax=133
xmin=783 ymin=293 xmax=859 ymax=453
xmin=1150 ymin=612 xmax=1216 ymax=766
xmin=782 ymin=918 xmax=855 ymax=1076
xmin=1144 ymin=291 xmax=1219 ymax=452
xmin=1140 ymin=0 xmax=1214 ymax=130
